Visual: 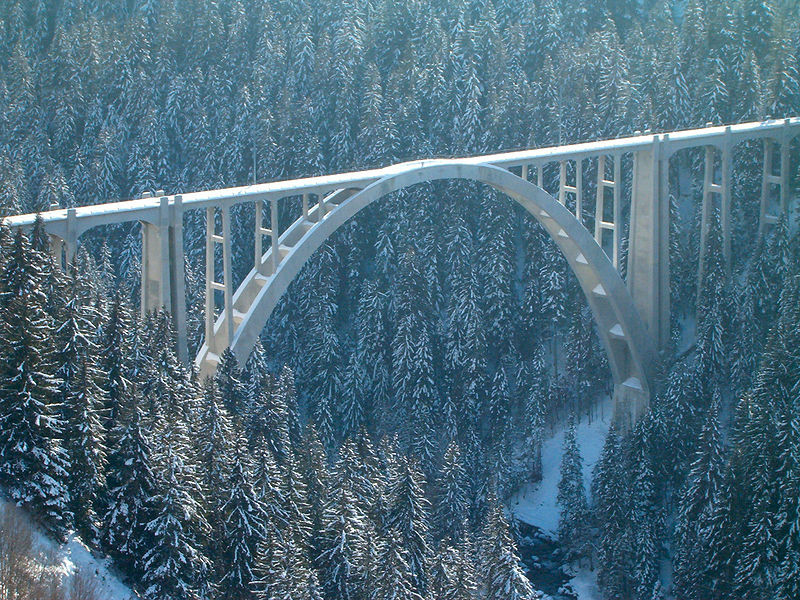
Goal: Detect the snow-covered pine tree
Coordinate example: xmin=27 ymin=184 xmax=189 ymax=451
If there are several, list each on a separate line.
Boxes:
xmin=695 ymin=208 xmax=732 ymax=395
xmin=141 ymin=424 xmax=210 ymax=600
xmin=353 ymin=280 xmax=390 ymax=437
xmin=317 ymin=481 xmax=368 ymax=600
xmin=102 ymin=385 xmax=158 ymax=578
xmin=196 ymin=377 xmax=234 ymax=573
xmin=476 ymin=193 xmax=515 ymax=356
xmin=245 ymin=364 xmax=292 ymax=465
xmin=487 ymin=361 xmax=513 ymax=492
xmin=0 ymin=230 xmax=70 ymax=536
xmin=251 ymin=441 xmax=289 ymax=571
xmin=256 ymin=531 xmax=323 ymax=600
xmin=57 ymin=257 xmax=108 ymax=543
xmin=557 ymin=415 xmax=589 ymax=562
xmin=674 ymin=394 xmax=726 ymax=600
xmin=371 ymin=529 xmax=424 ymax=600
xmin=629 ymin=417 xmax=662 ymax=600
xmin=387 ymin=455 xmax=432 ymax=596
xmin=99 ymin=291 xmax=136 ymax=435
xmin=391 ymin=250 xmax=438 ymax=470
xmin=300 ymin=424 xmax=329 ymax=564
xmin=480 ymin=498 xmax=536 ymax=600
xmin=522 ymin=346 xmax=547 ymax=481
xmin=592 ymin=424 xmax=630 ymax=598
xmin=433 ymin=441 xmax=468 ymax=544
xmin=215 ymin=348 xmax=249 ymax=418
xmin=218 ymin=439 xmax=263 ymax=600
xmin=429 ymin=538 xmax=479 ymax=600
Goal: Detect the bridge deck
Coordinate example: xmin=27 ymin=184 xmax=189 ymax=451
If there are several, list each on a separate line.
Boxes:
xmin=4 ymin=118 xmax=798 ymax=236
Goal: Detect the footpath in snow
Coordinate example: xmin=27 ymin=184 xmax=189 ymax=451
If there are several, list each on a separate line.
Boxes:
xmin=509 ymin=395 xmax=612 ymax=600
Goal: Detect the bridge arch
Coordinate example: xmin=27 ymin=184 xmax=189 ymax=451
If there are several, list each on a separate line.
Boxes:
xmin=197 ymin=161 xmax=656 ymax=424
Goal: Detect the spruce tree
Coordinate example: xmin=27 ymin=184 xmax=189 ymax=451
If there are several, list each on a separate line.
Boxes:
xmin=674 ymin=395 xmax=726 ymax=600
xmin=434 ymin=442 xmax=469 ymax=544
xmin=387 ymin=455 xmax=432 ymax=596
xmin=141 ymin=425 xmax=210 ymax=600
xmin=103 ymin=386 xmax=158 ymax=577
xmin=57 ymin=258 xmax=108 ymax=543
xmin=480 ymin=500 xmax=535 ymax=600
xmin=372 ymin=530 xmax=425 ymax=600
xmin=0 ymin=230 xmax=70 ymax=536
xmin=218 ymin=441 xmax=262 ymax=600
xmin=557 ymin=416 xmax=589 ymax=562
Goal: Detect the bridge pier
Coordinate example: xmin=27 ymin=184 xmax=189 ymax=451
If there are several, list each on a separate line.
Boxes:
xmin=140 ymin=195 xmax=188 ymax=363
xmin=627 ymin=138 xmax=671 ymax=355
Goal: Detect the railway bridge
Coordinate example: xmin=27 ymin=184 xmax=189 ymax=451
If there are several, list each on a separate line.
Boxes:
xmin=5 ymin=118 xmax=799 ymax=426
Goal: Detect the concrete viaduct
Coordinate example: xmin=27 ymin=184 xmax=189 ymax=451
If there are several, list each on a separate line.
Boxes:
xmin=5 ymin=118 xmax=799 ymax=427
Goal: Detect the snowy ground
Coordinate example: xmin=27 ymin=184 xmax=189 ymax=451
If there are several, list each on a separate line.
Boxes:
xmin=0 ymin=499 xmax=136 ymax=600
xmin=509 ymin=395 xmax=612 ymax=600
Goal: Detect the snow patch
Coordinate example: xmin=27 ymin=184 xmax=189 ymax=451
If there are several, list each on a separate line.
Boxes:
xmin=509 ymin=395 xmax=612 ymax=534
xmin=1 ymin=499 xmax=136 ymax=600
xmin=570 ymin=566 xmax=602 ymax=600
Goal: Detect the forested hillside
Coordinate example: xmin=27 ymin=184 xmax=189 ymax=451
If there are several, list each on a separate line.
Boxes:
xmin=0 ymin=1 xmax=799 ymax=599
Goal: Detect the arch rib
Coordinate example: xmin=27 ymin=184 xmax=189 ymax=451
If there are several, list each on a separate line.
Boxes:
xmin=196 ymin=161 xmax=657 ymax=424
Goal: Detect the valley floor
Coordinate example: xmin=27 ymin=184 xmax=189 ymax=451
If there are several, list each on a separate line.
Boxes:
xmin=509 ymin=395 xmax=612 ymax=599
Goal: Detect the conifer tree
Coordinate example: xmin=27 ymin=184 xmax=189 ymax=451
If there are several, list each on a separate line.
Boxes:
xmin=218 ymin=441 xmax=262 ymax=600
xmin=0 ymin=230 xmax=70 ymax=535
xmin=434 ymin=441 xmax=469 ymax=544
xmin=141 ymin=425 xmax=210 ymax=600
xmin=387 ymin=455 xmax=432 ymax=596
xmin=318 ymin=482 xmax=368 ymax=600
xmin=216 ymin=348 xmax=249 ymax=417
xmin=57 ymin=258 xmax=108 ymax=543
xmin=196 ymin=378 xmax=234 ymax=570
xmin=103 ymin=386 xmax=158 ymax=578
xmin=480 ymin=499 xmax=535 ymax=600
xmin=593 ymin=425 xmax=630 ymax=598
xmin=557 ymin=416 xmax=589 ymax=562
xmin=674 ymin=395 xmax=726 ymax=600
xmin=99 ymin=291 xmax=136 ymax=434
xmin=372 ymin=530 xmax=425 ymax=600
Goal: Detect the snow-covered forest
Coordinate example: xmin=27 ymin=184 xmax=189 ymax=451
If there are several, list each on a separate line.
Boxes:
xmin=0 ymin=1 xmax=799 ymax=599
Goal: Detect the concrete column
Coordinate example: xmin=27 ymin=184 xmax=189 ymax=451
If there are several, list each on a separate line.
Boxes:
xmin=759 ymin=139 xmax=775 ymax=236
xmin=204 ymin=207 xmax=216 ymax=355
xmin=271 ymin=198 xmax=280 ymax=272
xmin=65 ymin=208 xmax=77 ymax=265
xmin=49 ymin=235 xmax=64 ymax=268
xmin=697 ymin=146 xmax=715 ymax=292
xmin=627 ymin=137 xmax=670 ymax=353
xmin=141 ymin=196 xmax=189 ymax=364
xmin=170 ymin=196 xmax=188 ymax=364
xmin=140 ymin=225 xmax=165 ymax=315
xmin=221 ymin=205 xmax=234 ymax=345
